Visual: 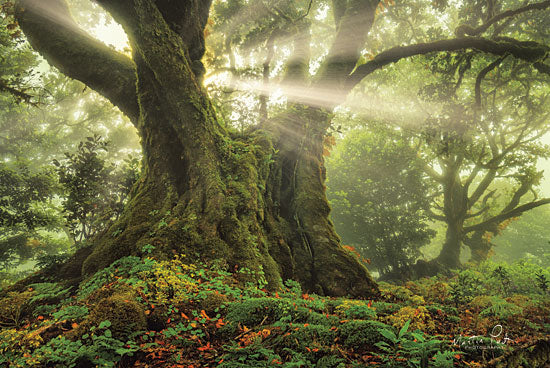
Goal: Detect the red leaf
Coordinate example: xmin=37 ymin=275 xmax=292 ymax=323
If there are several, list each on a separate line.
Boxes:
xmin=197 ymin=342 xmax=211 ymax=352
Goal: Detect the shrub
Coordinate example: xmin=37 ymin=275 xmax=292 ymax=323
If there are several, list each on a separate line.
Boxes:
xmin=0 ymin=290 xmax=33 ymax=327
xmin=425 ymin=304 xmax=458 ymax=316
xmin=386 ymin=306 xmax=435 ymax=332
xmin=137 ymin=256 xmax=199 ymax=305
xmin=334 ymin=299 xmax=377 ymax=320
xmin=371 ymin=301 xmax=400 ymax=316
xmin=223 ymin=298 xmax=292 ymax=333
xmin=405 ymin=279 xmax=450 ymax=302
xmin=379 ymin=282 xmax=414 ymax=302
xmin=338 ymin=320 xmax=392 ymax=348
xmin=449 ymin=269 xmax=482 ymax=307
xmin=86 ymin=292 xmax=146 ymax=340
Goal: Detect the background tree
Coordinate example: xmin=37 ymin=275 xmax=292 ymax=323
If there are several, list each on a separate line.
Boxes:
xmin=53 ymin=135 xmax=139 ymax=244
xmin=326 ymin=125 xmax=435 ymax=275
xmin=0 ymin=163 xmax=61 ymax=281
xmin=0 ymin=0 xmax=141 ymax=284
xmin=412 ymin=49 xmax=550 ymax=268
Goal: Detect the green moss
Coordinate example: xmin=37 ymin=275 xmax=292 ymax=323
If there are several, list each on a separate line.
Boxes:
xmin=278 ymin=324 xmax=337 ymax=351
xmin=0 ymin=290 xmax=33 ymax=327
xmin=198 ymin=290 xmax=230 ymax=314
xmin=223 ymin=298 xmax=292 ymax=333
xmin=338 ymin=320 xmax=392 ymax=348
xmin=291 ymin=306 xmax=339 ymax=326
xmin=333 ymin=299 xmax=377 ymax=320
xmin=87 ymin=291 xmax=146 ymax=340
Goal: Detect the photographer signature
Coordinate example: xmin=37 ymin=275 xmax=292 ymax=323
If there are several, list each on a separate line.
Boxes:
xmin=453 ymin=325 xmax=513 ymax=350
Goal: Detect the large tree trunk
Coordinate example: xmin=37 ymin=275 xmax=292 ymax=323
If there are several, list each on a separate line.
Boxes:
xmin=15 ymin=0 xmax=378 ymax=298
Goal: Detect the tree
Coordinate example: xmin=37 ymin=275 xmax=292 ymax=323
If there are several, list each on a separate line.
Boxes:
xmin=414 ymin=50 xmax=550 ymax=268
xmin=12 ymin=0 xmax=550 ymax=295
xmin=54 ymin=135 xmax=139 ymax=244
xmin=0 ymin=162 xmax=59 ymax=271
xmin=326 ymin=126 xmax=435 ymax=275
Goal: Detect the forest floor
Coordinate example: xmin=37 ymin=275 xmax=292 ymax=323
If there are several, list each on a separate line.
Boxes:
xmin=0 ymin=247 xmax=549 ymax=368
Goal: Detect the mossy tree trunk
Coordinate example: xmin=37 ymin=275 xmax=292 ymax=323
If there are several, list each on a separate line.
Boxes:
xmin=15 ymin=0 xmax=380 ymax=297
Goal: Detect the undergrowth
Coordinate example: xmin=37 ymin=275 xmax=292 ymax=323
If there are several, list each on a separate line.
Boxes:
xmin=0 ymin=255 xmax=548 ymax=367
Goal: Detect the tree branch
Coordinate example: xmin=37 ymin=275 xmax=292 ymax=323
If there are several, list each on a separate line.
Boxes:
xmin=466 ymin=189 xmax=495 ymax=219
xmin=468 ymin=168 xmax=497 ymax=208
xmin=501 ymin=171 xmax=542 ymax=213
xmin=15 ymin=0 xmax=139 ymax=123
xmin=464 ymin=198 xmax=550 ymax=233
xmin=259 ymin=31 xmax=277 ymax=123
xmin=314 ymin=0 xmax=379 ymax=99
xmin=347 ymin=37 xmax=549 ymax=91
xmin=426 ymin=208 xmax=446 ymax=221
xmin=0 ymin=78 xmax=36 ymax=105
xmin=534 ymin=61 xmax=550 ymax=75
xmin=463 ymin=0 xmax=550 ymax=37
xmin=475 ymin=55 xmax=507 ymax=107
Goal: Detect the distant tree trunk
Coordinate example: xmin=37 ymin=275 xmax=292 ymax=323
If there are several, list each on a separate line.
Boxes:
xmin=436 ymin=220 xmax=464 ymax=269
xmin=15 ymin=0 xmax=379 ymax=297
xmin=435 ymin=161 xmax=467 ymax=269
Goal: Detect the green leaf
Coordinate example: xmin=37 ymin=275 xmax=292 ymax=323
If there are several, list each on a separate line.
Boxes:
xmin=350 ymin=54 xmax=368 ymax=75
xmin=374 ymin=341 xmax=391 ymax=352
xmin=99 ymin=320 xmax=112 ymax=329
xmin=379 ymin=328 xmax=398 ymax=343
xmin=399 ymin=320 xmax=411 ymax=338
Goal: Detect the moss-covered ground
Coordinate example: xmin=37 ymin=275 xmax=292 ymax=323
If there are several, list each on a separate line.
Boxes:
xmin=0 ymin=247 xmax=549 ymax=367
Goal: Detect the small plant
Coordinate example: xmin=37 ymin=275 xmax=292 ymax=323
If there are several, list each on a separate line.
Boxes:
xmin=491 ymin=266 xmax=512 ymax=296
xmin=386 ymin=305 xmax=435 ymax=332
xmin=52 ymin=305 xmax=89 ymax=321
xmin=449 ymin=269 xmax=481 ymax=307
xmin=535 ymin=272 xmax=549 ymax=294
xmin=432 ymin=351 xmax=457 ymax=368
xmin=375 ymin=320 xmax=449 ymax=368
xmin=29 ymin=282 xmax=71 ymax=305
xmin=479 ymin=297 xmax=523 ymax=320
xmin=141 ymin=243 xmax=155 ymax=254
xmin=0 ymin=291 xmax=33 ymax=327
